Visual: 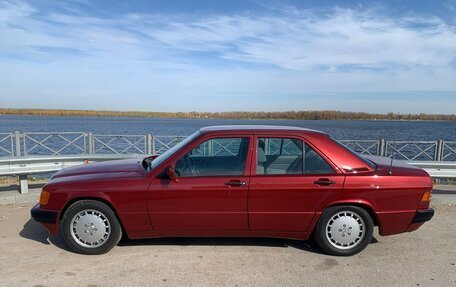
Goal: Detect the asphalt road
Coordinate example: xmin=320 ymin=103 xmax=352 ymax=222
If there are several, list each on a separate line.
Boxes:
xmin=0 ymin=203 xmax=455 ymax=287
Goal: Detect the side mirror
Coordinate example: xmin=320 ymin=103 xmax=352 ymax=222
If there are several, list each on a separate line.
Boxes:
xmin=166 ymin=166 xmax=179 ymax=182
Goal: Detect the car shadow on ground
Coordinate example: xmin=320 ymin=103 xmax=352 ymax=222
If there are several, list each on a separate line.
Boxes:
xmin=19 ymin=219 xmax=379 ymax=255
xmin=118 ymin=236 xmax=378 ymax=255
xmin=118 ymin=236 xmax=327 ymax=254
xmin=19 ymin=219 xmax=72 ymax=252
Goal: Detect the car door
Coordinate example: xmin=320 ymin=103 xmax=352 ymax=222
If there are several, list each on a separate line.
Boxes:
xmin=148 ymin=135 xmax=252 ymax=232
xmin=248 ymin=135 xmax=345 ymax=232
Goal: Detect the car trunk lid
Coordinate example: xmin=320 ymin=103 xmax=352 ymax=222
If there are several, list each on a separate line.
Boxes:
xmin=363 ymin=155 xmax=429 ymax=176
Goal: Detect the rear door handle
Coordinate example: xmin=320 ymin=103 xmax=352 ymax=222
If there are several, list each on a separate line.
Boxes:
xmin=314 ymin=178 xmax=336 ymax=186
xmin=224 ymin=180 xmax=246 ymax=187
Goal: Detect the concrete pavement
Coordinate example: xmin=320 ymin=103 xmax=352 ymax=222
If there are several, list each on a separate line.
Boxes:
xmin=0 ymin=201 xmax=455 ymax=286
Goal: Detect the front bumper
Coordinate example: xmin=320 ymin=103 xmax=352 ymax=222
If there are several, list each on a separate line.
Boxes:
xmin=31 ymin=204 xmax=58 ymax=224
xmin=411 ymin=208 xmax=434 ymax=224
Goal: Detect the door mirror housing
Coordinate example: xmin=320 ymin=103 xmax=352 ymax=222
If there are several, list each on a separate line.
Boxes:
xmin=166 ymin=165 xmax=179 ymax=181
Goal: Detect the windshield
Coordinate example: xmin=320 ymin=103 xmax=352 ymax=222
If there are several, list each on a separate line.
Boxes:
xmin=149 ymin=131 xmax=200 ymax=170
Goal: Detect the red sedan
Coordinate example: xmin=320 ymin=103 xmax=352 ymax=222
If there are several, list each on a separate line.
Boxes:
xmin=31 ymin=126 xmax=434 ymax=256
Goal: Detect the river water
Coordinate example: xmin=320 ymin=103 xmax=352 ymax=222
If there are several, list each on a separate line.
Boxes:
xmin=0 ymin=115 xmax=455 ymax=140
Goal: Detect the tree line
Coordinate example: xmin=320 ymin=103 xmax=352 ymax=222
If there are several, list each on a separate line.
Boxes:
xmin=0 ymin=108 xmax=455 ymax=121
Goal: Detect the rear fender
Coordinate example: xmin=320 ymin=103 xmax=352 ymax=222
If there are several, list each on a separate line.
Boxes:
xmin=307 ymin=199 xmax=379 ymax=233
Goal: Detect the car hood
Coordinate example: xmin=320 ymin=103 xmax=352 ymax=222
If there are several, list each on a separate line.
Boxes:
xmin=52 ymin=158 xmax=146 ymax=179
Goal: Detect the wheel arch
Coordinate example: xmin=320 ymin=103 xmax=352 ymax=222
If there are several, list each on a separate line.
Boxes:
xmin=324 ymin=202 xmax=379 ymax=227
xmin=311 ymin=201 xmax=377 ymax=256
xmin=309 ymin=200 xmax=380 ymax=234
xmin=59 ymin=196 xmax=128 ymax=238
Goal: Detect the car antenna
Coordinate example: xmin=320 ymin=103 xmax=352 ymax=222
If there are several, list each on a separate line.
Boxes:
xmin=388 ymin=139 xmax=396 ymax=175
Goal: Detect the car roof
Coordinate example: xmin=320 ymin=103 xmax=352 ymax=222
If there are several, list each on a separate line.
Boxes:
xmin=199 ymin=125 xmax=327 ymax=135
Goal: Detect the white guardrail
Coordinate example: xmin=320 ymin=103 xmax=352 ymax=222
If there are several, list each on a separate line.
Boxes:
xmin=0 ymin=154 xmax=146 ymax=194
xmin=0 ymin=155 xmax=455 ymax=194
xmin=408 ymin=161 xmax=456 ymax=179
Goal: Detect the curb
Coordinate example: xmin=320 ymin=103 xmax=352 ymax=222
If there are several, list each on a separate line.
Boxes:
xmin=0 ymin=189 xmax=40 ymax=205
xmin=430 ymin=194 xmax=456 ymax=205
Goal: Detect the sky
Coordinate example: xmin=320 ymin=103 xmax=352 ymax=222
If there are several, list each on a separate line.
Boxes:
xmin=0 ymin=0 xmax=455 ymax=114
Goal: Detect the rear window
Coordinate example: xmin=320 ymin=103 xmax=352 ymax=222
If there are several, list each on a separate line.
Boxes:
xmin=332 ymin=138 xmax=377 ymax=169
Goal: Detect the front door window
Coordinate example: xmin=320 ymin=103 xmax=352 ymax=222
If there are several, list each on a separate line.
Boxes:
xmin=175 ymin=137 xmax=250 ymax=177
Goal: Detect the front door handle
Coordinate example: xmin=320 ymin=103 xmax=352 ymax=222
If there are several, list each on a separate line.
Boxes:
xmin=314 ymin=178 xmax=336 ymax=186
xmin=224 ymin=180 xmax=246 ymax=187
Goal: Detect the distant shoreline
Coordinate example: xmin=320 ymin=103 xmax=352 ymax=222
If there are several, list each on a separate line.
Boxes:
xmin=0 ymin=108 xmax=455 ymax=121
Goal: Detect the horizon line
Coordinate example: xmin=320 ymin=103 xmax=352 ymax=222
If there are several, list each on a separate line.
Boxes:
xmin=0 ymin=108 xmax=455 ymax=120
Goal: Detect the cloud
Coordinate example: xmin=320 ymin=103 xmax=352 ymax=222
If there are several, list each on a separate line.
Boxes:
xmin=0 ymin=0 xmax=455 ymax=113
xmin=3 ymin=1 xmax=456 ymax=70
xmin=141 ymin=8 xmax=456 ymax=71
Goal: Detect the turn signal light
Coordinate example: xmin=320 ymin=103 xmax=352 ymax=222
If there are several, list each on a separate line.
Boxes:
xmin=420 ymin=190 xmax=432 ymax=203
xmin=39 ymin=191 xmax=50 ymax=206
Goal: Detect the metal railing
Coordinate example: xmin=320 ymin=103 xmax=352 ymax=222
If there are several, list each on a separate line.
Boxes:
xmin=1 ymin=131 xmax=455 ymax=161
xmin=1 ymin=132 xmax=456 ymax=194
xmin=1 ymin=132 xmax=173 ymax=157
xmin=0 ymin=133 xmax=14 ymax=157
xmin=339 ymin=139 xmax=456 ymax=161
xmin=91 ymin=134 xmax=147 ymax=154
xmin=442 ymin=141 xmax=456 ymax=161
xmin=23 ymin=132 xmax=87 ymax=156
xmin=153 ymin=136 xmax=187 ymax=155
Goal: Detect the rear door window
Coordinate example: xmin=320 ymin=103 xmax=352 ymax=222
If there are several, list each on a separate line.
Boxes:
xmin=257 ymin=137 xmax=334 ymax=175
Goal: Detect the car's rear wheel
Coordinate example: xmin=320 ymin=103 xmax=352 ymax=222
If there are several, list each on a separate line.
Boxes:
xmin=314 ymin=205 xmax=373 ymax=256
xmin=61 ymin=200 xmax=122 ymax=255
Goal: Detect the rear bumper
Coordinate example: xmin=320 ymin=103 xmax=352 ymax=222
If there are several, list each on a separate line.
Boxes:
xmin=31 ymin=204 xmax=58 ymax=224
xmin=411 ymin=208 xmax=434 ymax=224
xmin=377 ymin=208 xmax=434 ymax=236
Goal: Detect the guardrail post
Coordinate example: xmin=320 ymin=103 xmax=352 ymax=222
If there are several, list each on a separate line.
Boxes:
xmin=152 ymin=136 xmax=156 ymax=155
xmin=208 ymin=140 xmax=213 ymax=156
xmin=378 ymin=139 xmax=385 ymax=157
xmin=19 ymin=175 xmax=28 ymax=194
xmin=14 ymin=131 xmax=21 ymax=157
xmin=146 ymin=134 xmax=152 ymax=155
xmin=87 ymin=132 xmax=94 ymax=154
xmin=434 ymin=140 xmax=444 ymax=161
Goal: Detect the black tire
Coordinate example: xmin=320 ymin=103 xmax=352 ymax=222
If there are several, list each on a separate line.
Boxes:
xmin=61 ymin=200 xmax=122 ymax=255
xmin=314 ymin=205 xmax=373 ymax=256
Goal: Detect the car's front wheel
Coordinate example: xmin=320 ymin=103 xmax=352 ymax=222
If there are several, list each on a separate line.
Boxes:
xmin=314 ymin=205 xmax=373 ymax=256
xmin=61 ymin=200 xmax=122 ymax=255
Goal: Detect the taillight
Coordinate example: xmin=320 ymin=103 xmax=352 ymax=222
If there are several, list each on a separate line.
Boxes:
xmin=421 ymin=190 xmax=432 ymax=203
xmin=39 ymin=191 xmax=50 ymax=206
